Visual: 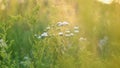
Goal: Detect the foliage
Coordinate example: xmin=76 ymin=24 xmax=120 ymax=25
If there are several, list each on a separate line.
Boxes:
xmin=0 ymin=0 xmax=120 ymax=68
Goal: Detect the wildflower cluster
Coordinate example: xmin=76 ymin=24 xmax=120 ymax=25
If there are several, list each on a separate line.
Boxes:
xmin=57 ymin=21 xmax=69 ymax=26
xmin=34 ymin=21 xmax=80 ymax=39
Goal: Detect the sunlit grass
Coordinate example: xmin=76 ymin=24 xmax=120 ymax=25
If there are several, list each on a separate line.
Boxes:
xmin=0 ymin=0 xmax=120 ymax=68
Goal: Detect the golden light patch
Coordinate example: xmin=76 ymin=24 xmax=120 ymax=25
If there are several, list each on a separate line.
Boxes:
xmin=97 ymin=0 xmax=113 ymax=4
xmin=1 ymin=4 xmax=5 ymax=10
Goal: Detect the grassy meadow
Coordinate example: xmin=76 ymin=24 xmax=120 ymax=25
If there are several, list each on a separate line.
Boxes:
xmin=0 ymin=0 xmax=120 ymax=68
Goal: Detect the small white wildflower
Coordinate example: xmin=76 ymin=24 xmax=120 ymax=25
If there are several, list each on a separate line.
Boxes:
xmin=70 ymin=33 xmax=74 ymax=36
xmin=79 ymin=37 xmax=87 ymax=41
xmin=58 ymin=32 xmax=64 ymax=36
xmin=65 ymin=30 xmax=70 ymax=34
xmin=74 ymin=30 xmax=79 ymax=33
xmin=41 ymin=32 xmax=48 ymax=37
xmin=57 ymin=21 xmax=69 ymax=26
xmin=74 ymin=26 xmax=79 ymax=30
xmin=57 ymin=22 xmax=63 ymax=26
xmin=63 ymin=21 xmax=69 ymax=25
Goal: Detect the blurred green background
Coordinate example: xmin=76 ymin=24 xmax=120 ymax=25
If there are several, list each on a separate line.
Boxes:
xmin=0 ymin=0 xmax=120 ymax=68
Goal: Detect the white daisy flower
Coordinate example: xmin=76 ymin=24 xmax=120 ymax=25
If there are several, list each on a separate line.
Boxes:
xmin=57 ymin=22 xmax=63 ymax=26
xmin=41 ymin=32 xmax=48 ymax=37
xmin=63 ymin=21 xmax=69 ymax=25
xmin=57 ymin=21 xmax=69 ymax=26
xmin=58 ymin=32 xmax=64 ymax=36
xmin=74 ymin=30 xmax=79 ymax=33
xmin=70 ymin=33 xmax=74 ymax=36
xmin=65 ymin=30 xmax=70 ymax=34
